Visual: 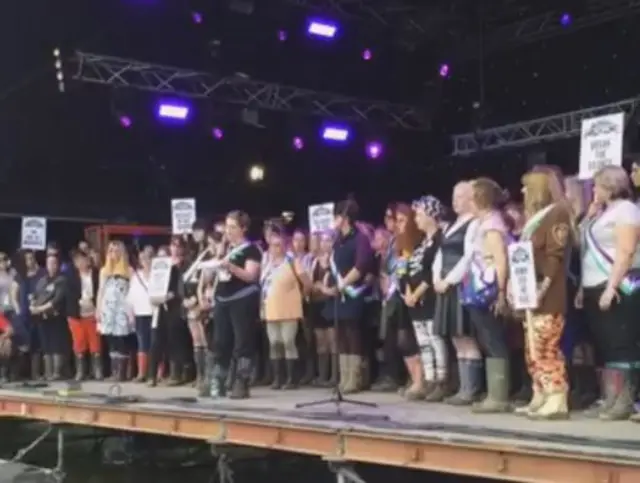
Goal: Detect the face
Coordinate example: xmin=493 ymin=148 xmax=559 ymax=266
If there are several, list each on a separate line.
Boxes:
xmin=46 ymin=256 xmax=59 ymax=274
xmin=396 ymin=212 xmax=408 ymax=234
xmin=319 ymin=234 xmax=333 ymax=254
xmin=193 ymin=229 xmax=205 ymax=243
xmin=452 ymin=183 xmax=471 ymax=215
xmin=593 ymin=179 xmax=610 ymax=204
xmin=263 ymin=225 xmax=273 ymax=243
xmin=384 ymin=209 xmax=396 ymax=232
xmin=78 ymin=241 xmax=89 ymax=253
xmin=157 ymin=247 xmax=169 ymax=257
xmin=170 ymin=239 xmax=183 ymax=258
xmin=333 ymin=214 xmax=345 ymax=231
xmin=139 ymin=250 xmax=152 ymax=269
xmin=292 ymin=232 xmax=306 ymax=253
xmin=414 ymin=207 xmax=432 ymax=232
xmin=372 ymin=230 xmax=388 ymax=253
xmin=270 ymin=235 xmax=286 ymax=257
xmin=46 ymin=248 xmax=59 ymax=258
xmin=74 ymin=254 xmax=89 ymax=271
xmin=0 ymin=254 xmax=8 ymax=271
xmin=24 ymin=252 xmax=36 ymax=269
xmin=107 ymin=243 xmax=123 ymax=261
xmin=308 ymin=234 xmax=319 ymax=254
xmin=225 ymin=216 xmax=243 ymax=242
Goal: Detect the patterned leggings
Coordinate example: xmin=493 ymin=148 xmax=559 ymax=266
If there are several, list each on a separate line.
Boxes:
xmin=524 ymin=313 xmax=568 ymax=393
xmin=412 ymin=319 xmax=448 ymax=382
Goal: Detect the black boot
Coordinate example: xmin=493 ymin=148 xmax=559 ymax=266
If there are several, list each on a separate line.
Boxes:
xmin=329 ymin=353 xmax=339 ymax=385
xmin=312 ymin=354 xmax=330 ymax=387
xmin=43 ymin=355 xmax=53 ymax=381
xmin=225 ymin=358 xmax=237 ymax=392
xmin=282 ymin=359 xmax=298 ymax=390
xmin=92 ymin=354 xmax=104 ymax=380
xmin=75 ymin=355 xmax=86 ymax=382
xmin=229 ymin=357 xmax=251 ymax=399
xmin=51 ymin=354 xmax=64 ymax=381
xmin=0 ymin=359 xmax=8 ymax=383
xmin=118 ymin=356 xmax=128 ymax=382
xmin=109 ymin=356 xmax=121 ymax=382
xmin=209 ymin=363 xmax=228 ymax=399
xmin=194 ymin=348 xmax=207 ymax=394
xmin=198 ymin=351 xmax=213 ymax=397
xmin=270 ymin=359 xmax=283 ymax=390
xmin=31 ymin=354 xmax=42 ymax=381
xmin=166 ymin=361 xmax=182 ymax=386
xmin=570 ymin=364 xmax=598 ymax=410
xmin=299 ymin=353 xmax=315 ymax=386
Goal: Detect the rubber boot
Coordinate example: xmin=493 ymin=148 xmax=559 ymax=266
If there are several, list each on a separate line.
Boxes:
xmin=92 ymin=354 xmax=104 ymax=381
xmin=229 ymin=357 xmax=251 ymax=399
xmin=600 ymin=369 xmax=636 ymax=421
xmin=528 ymin=391 xmax=569 ymax=420
xmin=312 ymin=353 xmax=330 ymax=387
xmin=249 ymin=355 xmax=261 ymax=387
xmin=282 ymin=359 xmax=298 ymax=390
xmin=514 ymin=387 xmax=545 ymax=416
xmin=338 ymin=355 xmax=351 ymax=392
xmin=270 ymin=359 xmax=284 ymax=390
xmin=198 ymin=351 xmax=214 ymax=397
xmin=225 ymin=359 xmax=237 ymax=392
xmin=360 ymin=358 xmax=371 ymax=390
xmin=424 ymin=381 xmax=448 ymax=402
xmin=74 ymin=355 xmax=86 ymax=382
xmin=31 ymin=354 xmax=42 ymax=381
xmin=109 ymin=356 xmax=120 ymax=382
xmin=299 ymin=352 xmax=315 ymax=386
xmin=471 ymin=358 xmax=511 ymax=413
xmin=445 ymin=359 xmax=481 ymax=406
xmin=118 ymin=356 xmax=128 ymax=382
xmin=209 ymin=361 xmax=228 ymax=399
xmin=584 ymin=368 xmax=618 ymax=418
xmin=51 ymin=354 xmax=64 ymax=381
xmin=135 ymin=353 xmax=148 ymax=382
xmin=403 ymin=356 xmax=426 ymax=401
xmin=165 ymin=361 xmax=182 ymax=386
xmin=341 ymin=355 xmax=362 ymax=394
xmin=329 ymin=353 xmax=339 ymax=386
xmin=0 ymin=359 xmax=8 ymax=383
xmin=259 ymin=353 xmax=273 ymax=386
xmin=194 ymin=348 xmax=206 ymax=392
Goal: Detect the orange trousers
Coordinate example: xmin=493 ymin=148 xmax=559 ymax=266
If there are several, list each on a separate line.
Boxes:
xmin=68 ymin=317 xmax=101 ymax=355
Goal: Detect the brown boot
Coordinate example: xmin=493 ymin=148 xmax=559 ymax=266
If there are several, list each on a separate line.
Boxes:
xmin=404 ymin=355 xmax=427 ymax=401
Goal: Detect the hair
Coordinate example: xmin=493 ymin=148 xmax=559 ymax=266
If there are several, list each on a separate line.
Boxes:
xmin=385 ymin=202 xmax=399 ymax=215
xmin=502 ymin=201 xmax=524 ymax=234
xmin=521 ymin=171 xmax=555 ymax=217
xmin=471 ymin=177 xmax=505 ymax=210
xmin=335 ymin=196 xmax=359 ymax=222
xmin=71 ymin=249 xmax=88 ymax=260
xmin=531 ymin=164 xmax=565 ymax=203
xmin=227 ymin=210 xmax=251 ymax=231
xmin=594 ymin=165 xmax=633 ymax=200
xmin=564 ymin=175 xmax=590 ymax=218
xmin=394 ymin=203 xmax=422 ymax=256
xmin=101 ymin=240 xmax=131 ymax=279
xmin=356 ymin=222 xmax=375 ymax=242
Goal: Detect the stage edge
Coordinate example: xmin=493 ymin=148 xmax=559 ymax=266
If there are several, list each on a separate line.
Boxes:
xmin=0 ymin=397 xmax=637 ymax=483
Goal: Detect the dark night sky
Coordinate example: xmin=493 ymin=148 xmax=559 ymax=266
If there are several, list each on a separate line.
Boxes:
xmin=1 ymin=0 xmax=640 ymax=226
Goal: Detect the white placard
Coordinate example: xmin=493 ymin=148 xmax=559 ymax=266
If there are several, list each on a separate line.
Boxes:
xmin=308 ymin=202 xmax=334 ymax=234
xmin=171 ymin=198 xmax=197 ymax=235
xmin=507 ymin=241 xmax=538 ymax=311
xmin=579 ymin=112 xmax=624 ymax=180
xmin=148 ymin=256 xmax=173 ymax=299
xmin=20 ymin=217 xmax=47 ymax=251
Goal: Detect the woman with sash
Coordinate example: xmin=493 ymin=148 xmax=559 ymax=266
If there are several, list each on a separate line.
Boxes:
xmin=511 ymin=170 xmax=572 ymax=420
xmin=209 ymin=210 xmax=261 ymax=399
xmin=322 ymin=198 xmax=373 ymax=394
xmin=97 ymin=241 xmax=134 ymax=382
xmin=394 ymin=203 xmax=426 ymax=399
xmin=262 ymin=228 xmax=310 ymax=389
xmin=463 ymin=178 xmax=511 ymax=413
xmin=405 ymin=196 xmax=446 ymax=401
xmin=433 ymin=181 xmax=482 ymax=406
xmin=579 ymin=166 xmax=640 ymax=421
xmin=309 ymin=231 xmax=337 ymax=387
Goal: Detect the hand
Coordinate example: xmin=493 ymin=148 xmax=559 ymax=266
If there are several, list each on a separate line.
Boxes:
xmin=536 ymin=286 xmax=548 ymax=305
xmin=493 ymin=292 xmax=509 ymax=317
xmin=574 ymin=287 xmax=584 ymax=309
xmin=321 ymin=286 xmax=338 ymax=297
xmin=29 ymin=305 xmax=41 ymax=315
xmin=218 ymin=259 xmax=231 ymax=270
xmin=200 ymin=300 xmax=211 ymax=310
xmin=337 ymin=279 xmax=346 ymax=292
xmin=598 ymin=287 xmax=619 ymax=311
xmin=434 ymin=280 xmax=449 ymax=294
xmin=403 ymin=292 xmax=417 ymax=307
xmin=165 ymin=291 xmax=174 ymax=302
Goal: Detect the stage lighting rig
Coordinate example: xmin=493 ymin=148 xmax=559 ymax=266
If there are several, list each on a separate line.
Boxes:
xmin=53 ymin=48 xmax=65 ymax=93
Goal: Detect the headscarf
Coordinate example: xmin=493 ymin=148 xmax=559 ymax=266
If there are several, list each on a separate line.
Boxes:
xmin=412 ymin=195 xmax=445 ymax=221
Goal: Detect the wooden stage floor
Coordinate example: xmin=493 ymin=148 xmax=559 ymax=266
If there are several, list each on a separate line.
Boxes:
xmin=0 ymin=382 xmax=639 ymax=483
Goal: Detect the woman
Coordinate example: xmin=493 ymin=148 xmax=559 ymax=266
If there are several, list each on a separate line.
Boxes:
xmin=405 ymin=196 xmax=446 ymax=401
xmin=308 ymin=231 xmax=336 ymax=386
xmin=97 ymin=240 xmax=134 ymax=381
xmin=262 ymin=228 xmax=310 ymax=389
xmin=209 ymin=210 xmax=261 ymax=399
xmin=462 ymin=177 xmax=511 ymax=413
xmin=394 ymin=203 xmax=426 ymax=400
xmin=127 ymin=248 xmax=154 ymax=382
xmin=30 ymin=254 xmax=67 ymax=380
xmin=579 ymin=166 xmax=640 ymax=421
xmin=66 ymin=250 xmax=102 ymax=381
xmin=0 ymin=253 xmax=21 ymax=379
xmin=513 ymin=170 xmax=572 ymax=420
xmin=18 ymin=250 xmax=45 ymax=379
xmin=433 ymin=181 xmax=482 ymax=406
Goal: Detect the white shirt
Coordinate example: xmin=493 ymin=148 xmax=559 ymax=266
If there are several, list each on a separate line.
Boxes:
xmin=80 ymin=273 xmax=93 ymax=301
xmin=127 ymin=269 xmax=153 ymax=316
xmin=581 ymin=199 xmax=640 ymax=288
xmin=432 ymin=215 xmax=478 ymax=286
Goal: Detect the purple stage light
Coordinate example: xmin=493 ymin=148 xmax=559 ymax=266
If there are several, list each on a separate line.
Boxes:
xmin=278 ymin=30 xmax=288 ymax=41
xmin=322 ymin=126 xmax=350 ymax=142
xmin=307 ymin=19 xmax=338 ymax=38
xmin=560 ymin=12 xmax=572 ymax=26
xmin=439 ymin=63 xmax=450 ymax=78
xmin=119 ymin=116 xmax=132 ymax=128
xmin=192 ymin=11 xmax=203 ymax=24
xmin=362 ymin=49 xmax=372 ymax=60
xmin=293 ymin=136 xmax=304 ymax=150
xmin=158 ymin=102 xmax=190 ymax=120
xmin=212 ymin=127 xmax=224 ymax=139
xmin=365 ymin=141 xmax=383 ymax=159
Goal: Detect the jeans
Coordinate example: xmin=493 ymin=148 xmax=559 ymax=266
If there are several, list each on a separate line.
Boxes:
xmin=135 ymin=315 xmax=152 ymax=353
xmin=211 ymin=294 xmax=259 ymax=369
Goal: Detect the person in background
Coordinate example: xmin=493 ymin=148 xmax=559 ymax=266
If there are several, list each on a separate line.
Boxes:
xmin=97 ymin=240 xmax=134 ymax=381
xmin=88 ymin=248 xmax=101 ymax=269
xmin=196 ymin=266 xmax=216 ymax=395
xmin=209 ymin=211 xmax=261 ymax=399
xmin=0 ymin=253 xmax=24 ymax=379
xmin=46 ymin=242 xmax=70 ymax=274
xmin=18 ymin=250 xmax=45 ymax=379
xmin=0 ymin=312 xmax=12 ymax=382
xmin=78 ymin=240 xmax=90 ymax=255
xmin=30 ymin=254 xmax=67 ymax=380
xmin=128 ymin=248 xmax=154 ymax=382
xmin=262 ymin=227 xmax=310 ymax=389
xmin=66 ymin=250 xmax=102 ymax=381
xmin=157 ymin=246 xmax=169 ymax=257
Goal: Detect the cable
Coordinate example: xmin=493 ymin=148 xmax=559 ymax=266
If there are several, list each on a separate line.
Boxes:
xmin=8 ymin=424 xmax=54 ymax=463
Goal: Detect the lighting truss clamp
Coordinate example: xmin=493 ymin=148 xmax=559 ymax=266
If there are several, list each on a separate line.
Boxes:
xmin=451 ymin=97 xmax=640 ymax=156
xmin=71 ymin=52 xmax=429 ymax=131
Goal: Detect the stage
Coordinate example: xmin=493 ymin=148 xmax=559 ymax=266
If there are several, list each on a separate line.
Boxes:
xmin=0 ymin=382 xmax=638 ymax=483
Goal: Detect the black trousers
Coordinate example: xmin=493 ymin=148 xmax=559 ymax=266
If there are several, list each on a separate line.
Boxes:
xmin=150 ymin=310 xmax=190 ymax=375
xmin=583 ymin=285 xmax=640 ymax=366
xmin=37 ymin=316 xmax=68 ymax=355
xmin=211 ymin=294 xmax=259 ymax=369
xmin=467 ymin=306 xmax=509 ymax=359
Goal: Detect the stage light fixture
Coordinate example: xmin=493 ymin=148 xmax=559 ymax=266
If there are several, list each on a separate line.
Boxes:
xmin=192 ymin=11 xmax=203 ymax=24
xmin=278 ymin=30 xmax=288 ymax=41
xmin=249 ymin=164 xmax=265 ymax=182
xmin=322 ymin=125 xmax=350 ymax=142
xmin=212 ymin=127 xmax=224 ymax=139
xmin=307 ymin=19 xmax=338 ymax=39
xmin=365 ymin=141 xmax=383 ymax=159
xmin=53 ymin=47 xmax=65 ymax=93
xmin=157 ymin=102 xmax=190 ymax=120
xmin=292 ymin=136 xmax=304 ymax=150
xmin=362 ymin=49 xmax=372 ymax=60
xmin=438 ymin=63 xmax=450 ymax=78
xmin=560 ymin=12 xmax=572 ymax=26
xmin=119 ymin=115 xmax=132 ymax=128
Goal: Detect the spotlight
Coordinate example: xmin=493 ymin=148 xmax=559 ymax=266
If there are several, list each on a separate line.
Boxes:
xmin=249 ymin=164 xmax=265 ymax=182
xmin=292 ymin=136 xmax=304 ymax=150
xmin=192 ymin=11 xmax=203 ymax=24
xmin=277 ymin=30 xmax=288 ymax=41
xmin=438 ymin=63 xmax=450 ymax=78
xmin=157 ymin=102 xmax=190 ymax=120
xmin=307 ymin=19 xmax=338 ymax=39
xmin=322 ymin=125 xmax=350 ymax=142
xmin=212 ymin=127 xmax=224 ymax=139
xmin=53 ymin=47 xmax=65 ymax=93
xmin=362 ymin=49 xmax=372 ymax=60
xmin=365 ymin=141 xmax=383 ymax=159
xmin=119 ymin=116 xmax=132 ymax=128
xmin=560 ymin=12 xmax=572 ymax=26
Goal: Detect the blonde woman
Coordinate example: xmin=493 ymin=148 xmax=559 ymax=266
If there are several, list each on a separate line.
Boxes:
xmin=97 ymin=240 xmax=134 ymax=381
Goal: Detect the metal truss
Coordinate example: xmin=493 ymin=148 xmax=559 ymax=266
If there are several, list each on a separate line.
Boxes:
xmin=451 ymin=97 xmax=640 ymax=156
xmin=71 ymin=52 xmax=428 ymax=131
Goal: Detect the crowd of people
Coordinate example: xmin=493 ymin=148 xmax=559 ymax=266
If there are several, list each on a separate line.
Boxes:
xmin=0 ymin=163 xmax=640 ymax=423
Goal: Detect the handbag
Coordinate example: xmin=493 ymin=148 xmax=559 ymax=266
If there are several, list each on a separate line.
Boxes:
xmin=460 ymin=260 xmax=498 ymax=308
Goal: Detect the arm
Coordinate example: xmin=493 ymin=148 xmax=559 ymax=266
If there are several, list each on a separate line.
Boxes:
xmin=341 ymin=234 xmax=371 ymax=287
xmin=229 ymin=260 xmax=260 ymax=283
xmin=484 ymin=230 xmax=508 ymax=294
xmin=606 ymin=224 xmax=639 ymax=292
xmin=293 ymin=259 xmax=313 ymax=292
xmin=539 ymin=210 xmax=571 ymax=297
xmin=443 ymin=219 xmax=478 ymax=286
xmin=10 ymin=280 xmax=20 ymax=314
xmin=96 ymin=270 xmax=106 ymax=313
xmin=40 ymin=277 xmax=66 ymax=311
xmin=432 ymin=250 xmax=442 ymax=285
